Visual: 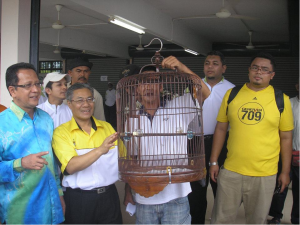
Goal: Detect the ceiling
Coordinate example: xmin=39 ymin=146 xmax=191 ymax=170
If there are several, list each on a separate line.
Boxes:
xmin=39 ymin=0 xmax=297 ymax=60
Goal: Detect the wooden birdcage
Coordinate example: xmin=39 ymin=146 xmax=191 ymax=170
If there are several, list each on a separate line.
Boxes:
xmin=117 ymin=39 xmax=206 ymax=197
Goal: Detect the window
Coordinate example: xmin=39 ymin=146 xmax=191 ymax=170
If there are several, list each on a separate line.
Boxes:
xmin=39 ymin=61 xmax=63 ymax=73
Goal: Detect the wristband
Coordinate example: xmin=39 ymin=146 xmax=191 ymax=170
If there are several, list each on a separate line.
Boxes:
xmin=209 ymin=162 xmax=218 ymax=166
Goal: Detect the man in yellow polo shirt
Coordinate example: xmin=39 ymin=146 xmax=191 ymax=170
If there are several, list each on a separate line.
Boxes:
xmin=209 ymin=52 xmax=294 ymax=224
xmin=52 ymin=83 xmax=122 ymax=224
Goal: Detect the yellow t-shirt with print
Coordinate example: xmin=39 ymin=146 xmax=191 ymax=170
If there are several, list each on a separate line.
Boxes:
xmin=217 ymin=84 xmax=294 ymax=176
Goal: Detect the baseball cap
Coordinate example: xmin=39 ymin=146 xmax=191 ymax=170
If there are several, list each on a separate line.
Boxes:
xmin=68 ymin=57 xmax=93 ymax=71
xmin=120 ymin=64 xmax=140 ymax=79
xmin=43 ymin=72 xmax=71 ymax=89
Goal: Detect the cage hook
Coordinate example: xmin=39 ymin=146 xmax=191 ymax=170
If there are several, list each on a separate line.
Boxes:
xmin=144 ymin=38 xmax=163 ymax=52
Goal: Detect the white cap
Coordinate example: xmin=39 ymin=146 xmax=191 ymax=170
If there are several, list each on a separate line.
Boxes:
xmin=43 ymin=72 xmax=71 ymax=89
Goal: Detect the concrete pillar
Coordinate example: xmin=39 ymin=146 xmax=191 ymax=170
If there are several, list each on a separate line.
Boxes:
xmin=1 ymin=0 xmax=31 ymax=107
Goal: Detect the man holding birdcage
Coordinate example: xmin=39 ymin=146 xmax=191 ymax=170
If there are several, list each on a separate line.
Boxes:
xmin=123 ymin=56 xmax=210 ymax=224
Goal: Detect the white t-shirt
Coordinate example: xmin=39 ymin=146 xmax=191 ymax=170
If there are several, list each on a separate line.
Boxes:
xmin=105 ymin=89 xmax=116 ymax=106
xmin=127 ymin=93 xmax=200 ymax=204
xmin=37 ymin=100 xmax=72 ymax=128
xmin=202 ymin=78 xmax=235 ymax=135
xmin=62 ymin=147 xmax=119 ymax=190
xmin=290 ymin=96 xmax=299 ymax=150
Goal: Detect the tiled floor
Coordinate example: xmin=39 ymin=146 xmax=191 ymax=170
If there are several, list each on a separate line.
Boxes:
xmin=116 ymin=181 xmax=294 ymax=224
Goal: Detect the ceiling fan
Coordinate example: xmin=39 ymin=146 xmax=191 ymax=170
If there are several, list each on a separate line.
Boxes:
xmin=174 ymin=0 xmax=256 ymax=20
xmin=53 ymin=30 xmax=61 ymax=54
xmin=227 ymin=31 xmax=279 ymax=50
xmin=136 ymin=34 xmax=144 ymax=51
xmin=41 ymin=4 xmax=108 ymax=30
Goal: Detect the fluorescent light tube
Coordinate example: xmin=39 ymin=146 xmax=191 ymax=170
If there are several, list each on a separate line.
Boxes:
xmin=109 ymin=16 xmax=145 ymax=34
xmin=184 ymin=48 xmax=199 ymax=55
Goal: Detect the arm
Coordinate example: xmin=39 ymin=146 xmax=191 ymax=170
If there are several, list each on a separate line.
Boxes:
xmin=161 ymin=56 xmax=211 ymax=103
xmin=209 ymin=121 xmax=228 ymax=182
xmin=278 ymin=130 xmax=292 ymax=193
xmin=124 ymin=183 xmax=135 ymax=206
xmin=0 ymin=151 xmax=49 ymax=183
xmin=65 ymin=132 xmax=118 ymax=174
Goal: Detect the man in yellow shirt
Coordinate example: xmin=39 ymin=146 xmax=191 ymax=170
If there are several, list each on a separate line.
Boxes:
xmin=209 ymin=52 xmax=294 ymax=224
xmin=52 ymin=83 xmax=122 ymax=224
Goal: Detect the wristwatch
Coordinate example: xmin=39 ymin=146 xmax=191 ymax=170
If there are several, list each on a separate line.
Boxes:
xmin=209 ymin=162 xmax=218 ymax=166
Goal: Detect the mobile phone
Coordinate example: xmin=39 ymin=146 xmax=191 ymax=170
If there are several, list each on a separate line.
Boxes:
xmin=274 ymin=186 xmax=281 ymax=194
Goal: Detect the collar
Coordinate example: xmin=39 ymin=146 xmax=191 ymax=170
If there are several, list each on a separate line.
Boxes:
xmin=45 ymin=99 xmax=63 ymax=110
xmin=204 ymin=76 xmax=224 ymax=83
xmin=139 ymin=105 xmax=155 ymax=121
xmin=69 ymin=116 xmax=102 ymax=132
xmin=10 ymin=101 xmax=36 ymax=121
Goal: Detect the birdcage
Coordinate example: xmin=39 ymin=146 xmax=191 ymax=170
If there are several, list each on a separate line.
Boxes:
xmin=117 ymin=39 xmax=206 ymax=197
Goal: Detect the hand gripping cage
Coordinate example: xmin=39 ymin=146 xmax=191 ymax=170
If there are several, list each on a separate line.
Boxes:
xmin=117 ymin=40 xmax=206 ymax=197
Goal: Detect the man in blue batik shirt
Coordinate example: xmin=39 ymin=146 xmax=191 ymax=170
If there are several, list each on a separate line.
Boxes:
xmin=0 ymin=63 xmax=64 ymax=224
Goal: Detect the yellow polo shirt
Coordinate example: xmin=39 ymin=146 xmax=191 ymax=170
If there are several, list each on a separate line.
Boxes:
xmin=217 ymin=84 xmax=294 ymax=176
xmin=52 ymin=116 xmax=125 ymax=174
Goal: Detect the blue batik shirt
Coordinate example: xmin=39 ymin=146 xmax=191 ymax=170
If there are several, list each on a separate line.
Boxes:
xmin=0 ymin=102 xmax=64 ymax=224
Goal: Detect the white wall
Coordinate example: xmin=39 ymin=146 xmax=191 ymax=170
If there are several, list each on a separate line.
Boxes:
xmin=0 ymin=0 xmax=31 ymax=106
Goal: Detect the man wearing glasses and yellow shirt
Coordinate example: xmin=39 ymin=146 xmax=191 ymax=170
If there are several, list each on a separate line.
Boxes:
xmin=209 ymin=52 xmax=294 ymax=224
xmin=52 ymin=83 xmax=123 ymax=224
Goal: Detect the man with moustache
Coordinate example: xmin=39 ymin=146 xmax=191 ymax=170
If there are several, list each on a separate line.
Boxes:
xmin=52 ymin=83 xmax=122 ymax=224
xmin=38 ymin=72 xmax=72 ymax=128
xmin=209 ymin=52 xmax=293 ymax=224
xmin=123 ymin=58 xmax=211 ymax=224
xmin=0 ymin=63 xmax=64 ymax=224
xmin=67 ymin=57 xmax=105 ymax=121
xmin=188 ymin=51 xmax=235 ymax=224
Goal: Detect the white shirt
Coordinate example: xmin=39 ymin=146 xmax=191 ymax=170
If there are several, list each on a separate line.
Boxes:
xmin=37 ymin=100 xmax=72 ymax=128
xmin=127 ymin=94 xmax=200 ymax=204
xmin=105 ymin=89 xmax=116 ymax=106
xmin=290 ymin=96 xmax=299 ymax=150
xmin=62 ymin=147 xmax=119 ymax=190
xmin=202 ymin=78 xmax=235 ymax=135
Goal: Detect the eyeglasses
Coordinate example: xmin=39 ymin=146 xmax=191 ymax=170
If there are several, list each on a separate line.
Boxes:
xmin=13 ymin=82 xmax=43 ymax=90
xmin=70 ymin=97 xmax=95 ymax=105
xmin=250 ymin=66 xmax=273 ymax=74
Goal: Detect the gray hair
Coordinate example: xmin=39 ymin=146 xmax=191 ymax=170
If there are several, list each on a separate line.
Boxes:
xmin=66 ymin=83 xmax=94 ymax=101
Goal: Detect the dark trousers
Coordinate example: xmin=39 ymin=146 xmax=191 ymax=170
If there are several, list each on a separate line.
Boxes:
xmin=188 ymin=132 xmax=229 ymax=224
xmin=64 ymin=184 xmax=122 ymax=224
xmin=269 ymin=158 xmax=290 ymax=219
xmin=291 ymin=165 xmax=299 ymax=224
xmin=104 ymin=104 xmax=117 ymax=129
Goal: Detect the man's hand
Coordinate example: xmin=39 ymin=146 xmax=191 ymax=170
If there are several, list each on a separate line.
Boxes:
xmin=21 ymin=151 xmax=49 ymax=170
xmin=161 ymin=56 xmax=187 ymax=72
xmin=60 ymin=196 xmax=66 ymax=216
xmin=209 ymin=165 xmax=220 ymax=183
xmin=124 ymin=183 xmax=135 ymax=206
xmin=161 ymin=56 xmax=211 ymax=101
xmin=124 ymin=190 xmax=135 ymax=206
xmin=277 ymin=172 xmax=290 ymax=193
xmin=98 ymin=132 xmax=118 ymax=155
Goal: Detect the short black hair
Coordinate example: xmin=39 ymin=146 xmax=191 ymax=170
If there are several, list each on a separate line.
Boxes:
xmin=250 ymin=52 xmax=276 ymax=72
xmin=66 ymin=83 xmax=94 ymax=101
xmin=6 ymin=62 xmax=37 ymax=90
xmin=45 ymin=81 xmax=54 ymax=98
xmin=206 ymin=51 xmax=226 ymax=65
